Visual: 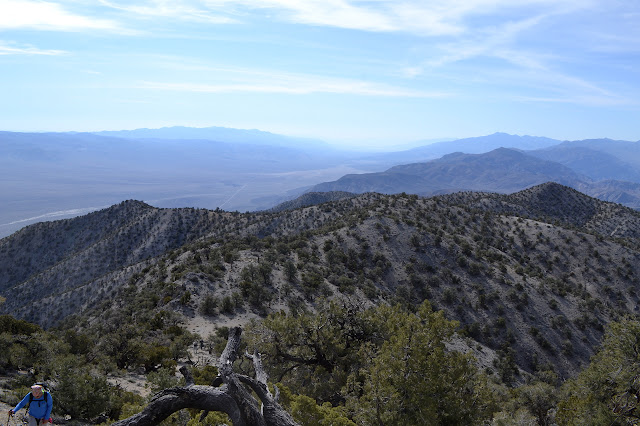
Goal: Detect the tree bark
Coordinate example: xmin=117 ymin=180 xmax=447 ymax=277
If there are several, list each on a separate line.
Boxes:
xmin=112 ymin=385 xmax=245 ymax=426
xmin=112 ymin=327 xmax=300 ymax=426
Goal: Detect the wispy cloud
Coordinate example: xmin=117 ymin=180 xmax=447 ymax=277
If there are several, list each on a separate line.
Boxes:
xmin=98 ymin=0 xmax=235 ymax=24
xmin=199 ymin=0 xmax=595 ymax=36
xmin=87 ymin=0 xmax=595 ymax=36
xmin=137 ymin=70 xmax=448 ymax=97
xmin=0 ymin=41 xmax=66 ymax=55
xmin=588 ymin=32 xmax=640 ymax=54
xmin=97 ymin=0 xmax=400 ymax=32
xmin=198 ymin=0 xmax=463 ymax=35
xmin=423 ymin=12 xmax=554 ymax=69
xmin=515 ymin=94 xmax=635 ymax=107
xmin=234 ymin=0 xmax=405 ymax=33
xmin=476 ymin=59 xmax=633 ymax=107
xmin=0 ymin=0 xmax=119 ymax=31
xmin=137 ymin=80 xmax=444 ymax=97
xmin=0 ymin=0 xmax=599 ymax=40
xmin=392 ymin=3 xmax=630 ymax=107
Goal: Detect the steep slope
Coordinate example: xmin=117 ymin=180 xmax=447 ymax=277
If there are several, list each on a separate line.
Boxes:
xmin=0 ymin=201 xmax=258 ymax=323
xmin=3 ymin=184 xmax=640 ymax=383
xmin=0 ymin=200 xmax=154 ymax=291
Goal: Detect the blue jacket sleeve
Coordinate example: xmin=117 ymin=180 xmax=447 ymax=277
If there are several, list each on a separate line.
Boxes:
xmin=44 ymin=393 xmax=53 ymax=419
xmin=12 ymin=393 xmax=30 ymax=412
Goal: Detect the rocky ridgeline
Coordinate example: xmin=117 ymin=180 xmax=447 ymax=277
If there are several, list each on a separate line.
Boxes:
xmin=1 ymin=182 xmax=640 ymax=380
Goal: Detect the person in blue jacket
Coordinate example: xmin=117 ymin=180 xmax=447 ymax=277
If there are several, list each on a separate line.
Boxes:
xmin=8 ymin=384 xmax=52 ymax=425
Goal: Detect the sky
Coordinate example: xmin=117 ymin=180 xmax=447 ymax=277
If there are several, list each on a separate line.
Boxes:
xmin=0 ymin=0 xmax=639 ymax=148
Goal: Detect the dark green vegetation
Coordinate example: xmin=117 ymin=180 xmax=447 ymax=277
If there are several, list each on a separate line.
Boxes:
xmin=2 ymin=182 xmax=640 ymax=424
xmin=3 ymin=301 xmax=640 ymax=424
xmin=246 ymin=300 xmax=495 ymax=425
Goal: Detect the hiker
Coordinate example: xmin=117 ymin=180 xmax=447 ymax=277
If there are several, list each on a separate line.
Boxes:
xmin=8 ymin=384 xmax=52 ymax=425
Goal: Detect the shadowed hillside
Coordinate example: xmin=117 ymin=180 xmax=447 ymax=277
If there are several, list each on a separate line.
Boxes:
xmin=2 ymin=183 xmax=640 ymax=383
xmin=308 ymin=148 xmax=640 ymax=209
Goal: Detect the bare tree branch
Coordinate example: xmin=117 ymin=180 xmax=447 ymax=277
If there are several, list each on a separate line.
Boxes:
xmin=112 ymin=326 xmax=300 ymax=426
xmin=112 ymin=385 xmax=244 ymax=426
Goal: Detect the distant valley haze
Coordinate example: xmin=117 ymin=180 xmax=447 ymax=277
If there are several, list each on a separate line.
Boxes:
xmin=1 ymin=0 xmax=638 ymax=237
xmin=2 ymin=127 xmax=640 ymax=239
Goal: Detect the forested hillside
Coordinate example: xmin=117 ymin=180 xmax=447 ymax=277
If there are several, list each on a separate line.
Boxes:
xmin=2 ymin=183 xmax=640 ymax=424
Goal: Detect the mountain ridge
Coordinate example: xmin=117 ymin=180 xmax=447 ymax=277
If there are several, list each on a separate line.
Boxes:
xmin=307 ymin=147 xmax=640 ymax=209
xmin=5 ymin=129 xmax=640 ymax=240
xmin=2 ymin=183 xmax=640 ymax=381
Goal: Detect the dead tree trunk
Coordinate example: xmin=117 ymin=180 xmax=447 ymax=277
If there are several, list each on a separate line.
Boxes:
xmin=113 ymin=327 xmax=299 ymax=426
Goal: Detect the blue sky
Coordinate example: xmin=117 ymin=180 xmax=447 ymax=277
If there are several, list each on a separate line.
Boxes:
xmin=0 ymin=0 xmax=638 ymax=148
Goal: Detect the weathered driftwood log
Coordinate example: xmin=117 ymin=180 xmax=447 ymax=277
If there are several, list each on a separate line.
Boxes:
xmin=113 ymin=327 xmax=300 ymax=426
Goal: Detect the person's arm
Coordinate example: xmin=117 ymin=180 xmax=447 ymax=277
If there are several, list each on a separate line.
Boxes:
xmin=11 ymin=393 xmax=30 ymax=413
xmin=44 ymin=393 xmax=53 ymax=421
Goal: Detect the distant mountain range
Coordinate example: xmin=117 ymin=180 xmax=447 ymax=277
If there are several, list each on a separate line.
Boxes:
xmin=311 ymin=148 xmax=578 ymax=194
xmin=92 ymin=126 xmax=330 ymax=150
xmin=528 ymin=139 xmax=640 ymax=182
xmin=365 ymin=132 xmax=562 ymax=165
xmin=307 ymin=143 xmax=640 ymax=209
xmin=2 ymin=128 xmax=640 ymax=238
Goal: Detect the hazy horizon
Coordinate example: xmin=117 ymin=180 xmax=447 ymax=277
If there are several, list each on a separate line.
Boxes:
xmin=2 ymin=125 xmax=463 ymax=151
xmin=1 ymin=1 xmax=638 ymax=149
